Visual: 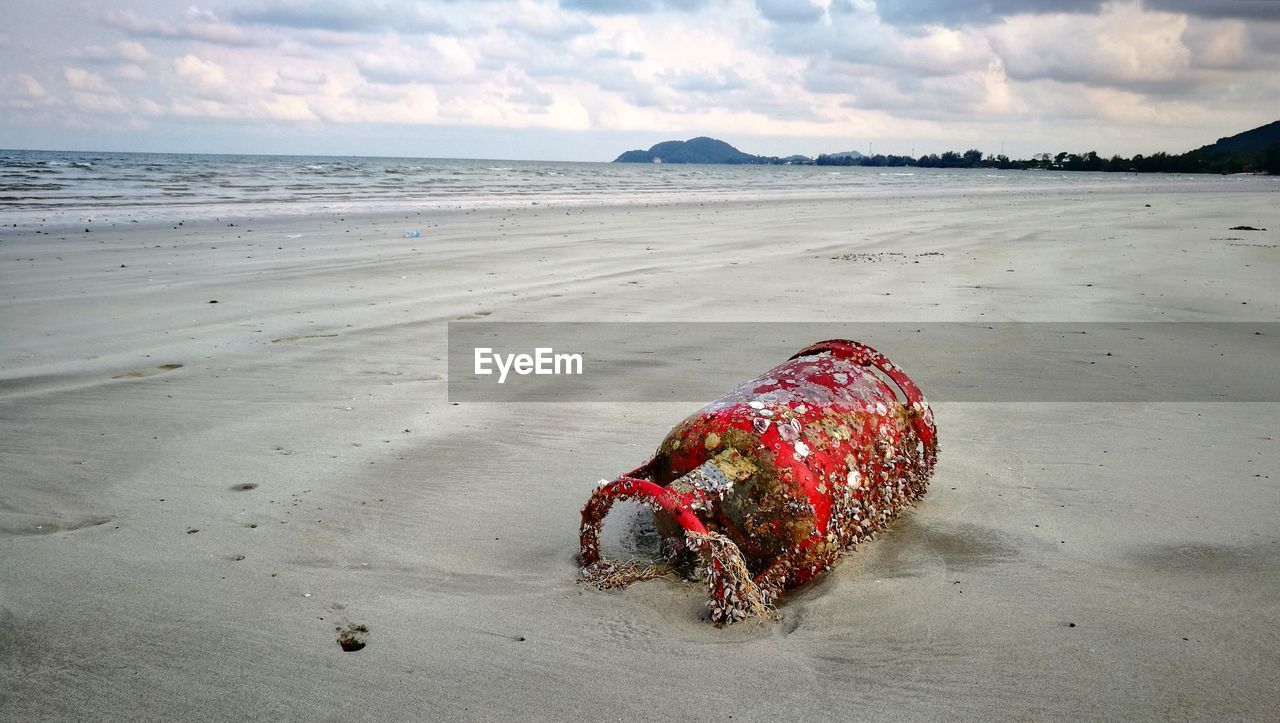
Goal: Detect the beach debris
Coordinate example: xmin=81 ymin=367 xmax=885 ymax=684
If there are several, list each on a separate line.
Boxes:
xmin=830 ymin=251 xmax=943 ymax=263
xmin=336 ymin=623 xmax=369 ymax=652
xmin=579 ymin=340 xmax=938 ymax=625
xmin=403 ymin=229 xmax=421 ymax=238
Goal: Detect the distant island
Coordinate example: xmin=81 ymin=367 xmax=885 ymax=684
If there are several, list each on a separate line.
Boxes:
xmin=614 ymin=137 xmax=788 ymax=164
xmin=614 ymin=121 xmax=1280 ymax=174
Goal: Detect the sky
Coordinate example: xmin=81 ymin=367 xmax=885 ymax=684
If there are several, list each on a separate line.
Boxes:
xmin=1 ymin=0 xmax=1278 ymax=161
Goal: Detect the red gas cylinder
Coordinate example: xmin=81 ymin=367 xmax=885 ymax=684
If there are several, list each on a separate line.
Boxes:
xmin=579 ymin=339 xmax=938 ymax=624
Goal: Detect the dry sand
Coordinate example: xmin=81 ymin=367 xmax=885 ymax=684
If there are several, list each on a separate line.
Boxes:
xmin=2 ymin=187 xmax=1278 ymax=719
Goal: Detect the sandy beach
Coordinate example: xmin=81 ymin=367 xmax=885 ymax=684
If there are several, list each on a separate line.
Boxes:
xmin=2 ymin=186 xmax=1278 ymax=719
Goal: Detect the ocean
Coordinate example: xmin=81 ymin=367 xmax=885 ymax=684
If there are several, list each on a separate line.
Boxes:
xmin=1 ymin=148 xmax=1273 ymax=225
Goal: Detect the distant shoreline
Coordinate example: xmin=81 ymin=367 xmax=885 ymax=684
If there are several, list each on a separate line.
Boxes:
xmin=5 ymin=150 xmax=1276 ymax=228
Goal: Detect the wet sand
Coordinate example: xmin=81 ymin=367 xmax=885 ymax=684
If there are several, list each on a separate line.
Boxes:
xmin=2 ymin=189 xmax=1278 ymax=718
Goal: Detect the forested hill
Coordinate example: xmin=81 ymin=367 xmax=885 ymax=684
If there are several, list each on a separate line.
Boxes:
xmin=1197 ymin=120 xmax=1280 ymax=156
xmin=614 ymin=137 xmax=772 ymax=164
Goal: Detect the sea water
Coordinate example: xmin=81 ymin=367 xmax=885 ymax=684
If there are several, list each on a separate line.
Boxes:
xmin=1 ymin=148 xmax=1273 ymax=225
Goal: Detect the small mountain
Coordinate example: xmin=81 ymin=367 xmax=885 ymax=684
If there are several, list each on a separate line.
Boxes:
xmin=1196 ymin=120 xmax=1280 ymax=156
xmin=825 ymin=150 xmax=865 ymax=160
xmin=613 ymin=137 xmax=770 ymax=164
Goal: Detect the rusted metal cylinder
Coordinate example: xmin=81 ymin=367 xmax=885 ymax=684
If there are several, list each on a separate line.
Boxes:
xmin=579 ymin=339 xmax=938 ymax=624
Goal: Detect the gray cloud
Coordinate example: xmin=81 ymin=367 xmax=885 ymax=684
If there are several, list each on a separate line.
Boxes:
xmin=354 ymin=52 xmax=464 ymax=85
xmin=102 ymin=8 xmax=269 ymax=46
xmin=595 ymin=48 xmax=645 ymax=61
xmin=558 ymin=0 xmax=709 ymax=14
xmin=1143 ymin=0 xmax=1280 ymax=20
xmin=872 ymin=0 xmax=1104 ymax=26
xmin=230 ymin=1 xmax=477 ymax=35
xmin=506 ymin=13 xmax=595 ymax=40
xmin=664 ymin=68 xmax=748 ymax=92
xmin=507 ymin=82 xmax=554 ymax=108
xmin=755 ymin=0 xmax=825 ymax=24
xmin=272 ymin=67 xmax=328 ymax=95
xmin=803 ymin=57 xmax=991 ymax=119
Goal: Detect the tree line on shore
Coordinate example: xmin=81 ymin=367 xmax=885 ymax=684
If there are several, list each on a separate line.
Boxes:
xmin=814 ymin=144 xmax=1280 ymax=174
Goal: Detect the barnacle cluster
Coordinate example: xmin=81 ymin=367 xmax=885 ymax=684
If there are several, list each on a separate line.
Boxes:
xmin=578 ymin=342 xmax=937 ymax=625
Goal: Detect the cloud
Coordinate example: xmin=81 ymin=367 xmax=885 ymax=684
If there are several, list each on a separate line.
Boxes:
xmin=754 ymin=0 xmax=825 ymax=24
xmin=663 ymin=67 xmax=749 ymax=92
xmin=173 ymin=54 xmax=230 ymax=96
xmin=0 ymin=73 xmax=59 ymax=110
xmin=559 ymin=0 xmax=710 ymax=14
xmin=0 ymin=0 xmax=1267 ymax=158
xmin=989 ymin=4 xmax=1191 ymax=89
xmin=78 ymin=41 xmax=152 ymax=64
xmin=64 ymin=67 xmax=129 ymax=113
xmin=507 ymin=81 xmax=555 ymax=108
xmin=872 ymin=0 xmax=1105 ymax=26
xmin=114 ymin=64 xmax=149 ymax=80
xmin=1143 ymin=0 xmax=1280 ymax=20
xmin=506 ymin=2 xmax=596 ymax=39
xmin=64 ymin=67 xmax=116 ymax=95
xmin=1014 ymin=78 xmax=1220 ymax=128
xmin=116 ymin=40 xmax=152 ymax=63
xmin=818 ymin=59 xmax=1018 ymax=119
xmin=272 ymin=67 xmax=329 ymax=95
xmin=594 ymin=48 xmax=645 ymax=60
xmin=103 ymin=7 xmax=267 ymax=46
xmin=230 ymin=0 xmax=480 ymax=35
xmin=14 ymin=74 xmax=51 ymax=99
xmin=1182 ymin=18 xmax=1250 ymax=68
xmin=772 ymin=6 xmax=993 ymax=79
xmin=261 ymin=95 xmax=318 ymax=121
xmin=354 ymin=38 xmax=478 ymax=85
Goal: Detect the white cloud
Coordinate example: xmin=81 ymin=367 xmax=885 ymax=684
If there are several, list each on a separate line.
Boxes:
xmin=1183 ymin=18 xmax=1250 ymax=68
xmin=117 ymin=41 xmax=152 ymax=63
xmin=754 ymin=0 xmax=825 ymax=24
xmin=113 ymin=64 xmax=148 ymax=81
xmin=272 ymin=67 xmax=329 ymax=95
xmin=104 ymin=7 xmax=268 ymax=46
xmin=62 ymin=67 xmax=129 ymax=114
xmin=173 ymin=54 xmax=229 ymax=94
xmin=355 ymin=37 xmax=478 ymax=85
xmin=0 ymin=0 xmax=1271 ymax=157
xmin=1 ymin=73 xmax=59 ymax=110
xmin=77 ymin=41 xmax=153 ymax=70
xmin=64 ymin=67 xmax=116 ymax=94
xmin=261 ymin=94 xmax=318 ymax=121
xmin=989 ymin=3 xmax=1191 ymax=88
xmin=71 ymin=91 xmax=128 ymax=113
xmin=14 ymin=74 xmax=51 ymax=99
xmin=507 ymin=0 xmax=596 ymax=39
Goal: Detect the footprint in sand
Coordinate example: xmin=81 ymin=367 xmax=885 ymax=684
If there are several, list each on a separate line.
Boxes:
xmin=271 ymin=333 xmax=339 ymax=343
xmin=10 ymin=515 xmax=112 ymax=536
xmin=112 ymin=363 xmax=182 ymax=379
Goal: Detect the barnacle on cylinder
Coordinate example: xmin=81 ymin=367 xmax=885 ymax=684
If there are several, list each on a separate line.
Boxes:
xmin=578 ymin=339 xmax=938 ymax=625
